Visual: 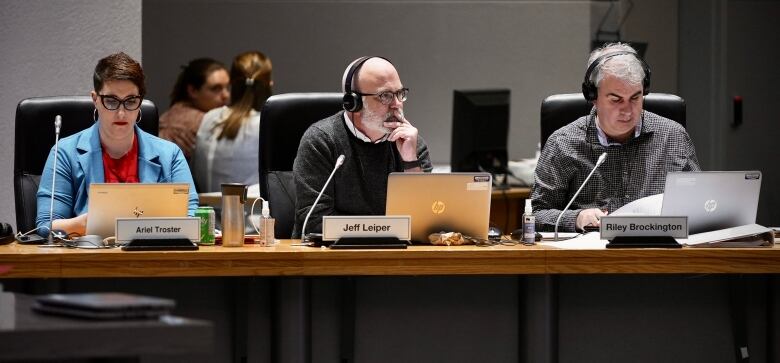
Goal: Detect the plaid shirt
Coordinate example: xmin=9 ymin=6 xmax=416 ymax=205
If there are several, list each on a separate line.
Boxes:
xmin=531 ymin=109 xmax=700 ymax=232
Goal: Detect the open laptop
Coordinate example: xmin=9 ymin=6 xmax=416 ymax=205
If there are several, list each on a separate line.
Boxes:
xmin=385 ymin=173 xmax=492 ymax=243
xmin=85 ymin=183 xmax=190 ymax=238
xmin=33 ymin=292 xmax=175 ymax=320
xmin=661 ymin=171 xmax=762 ymax=234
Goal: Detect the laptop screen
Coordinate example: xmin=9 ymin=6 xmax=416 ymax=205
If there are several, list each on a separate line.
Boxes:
xmin=661 ymin=171 xmax=761 ymax=234
xmin=85 ymin=183 xmax=190 ymax=238
xmin=385 ymin=173 xmax=492 ymax=243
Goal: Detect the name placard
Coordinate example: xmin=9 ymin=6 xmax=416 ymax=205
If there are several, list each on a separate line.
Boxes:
xmin=600 ymin=216 xmax=688 ymax=239
xmin=322 ymin=216 xmax=411 ymax=241
xmin=116 ymin=217 xmax=200 ymax=243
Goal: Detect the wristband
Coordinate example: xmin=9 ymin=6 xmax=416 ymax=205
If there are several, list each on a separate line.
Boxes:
xmin=402 ymin=159 xmax=422 ymax=170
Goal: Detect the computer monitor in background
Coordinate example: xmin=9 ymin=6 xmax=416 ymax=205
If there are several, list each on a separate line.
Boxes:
xmin=450 ymin=89 xmax=510 ymax=176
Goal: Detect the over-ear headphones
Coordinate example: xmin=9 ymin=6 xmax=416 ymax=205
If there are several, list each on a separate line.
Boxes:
xmin=0 ymin=222 xmax=14 ymax=245
xmin=342 ymin=56 xmax=390 ymax=112
xmin=581 ymin=51 xmax=651 ymax=101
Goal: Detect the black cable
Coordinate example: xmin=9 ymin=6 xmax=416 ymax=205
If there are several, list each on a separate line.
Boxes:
xmin=595 ymin=0 xmax=617 ymax=37
xmin=616 ymin=0 xmax=634 ymax=31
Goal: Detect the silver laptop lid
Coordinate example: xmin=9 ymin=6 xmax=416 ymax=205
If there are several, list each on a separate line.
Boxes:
xmin=385 ymin=173 xmax=492 ymax=243
xmin=661 ymin=171 xmax=761 ymax=234
xmin=85 ymin=183 xmax=190 ymax=238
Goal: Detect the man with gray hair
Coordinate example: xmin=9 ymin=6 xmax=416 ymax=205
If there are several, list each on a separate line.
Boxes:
xmin=531 ymin=43 xmax=700 ymax=232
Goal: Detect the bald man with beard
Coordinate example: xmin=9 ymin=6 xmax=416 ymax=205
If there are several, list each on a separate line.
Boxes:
xmin=292 ymin=57 xmax=433 ymax=238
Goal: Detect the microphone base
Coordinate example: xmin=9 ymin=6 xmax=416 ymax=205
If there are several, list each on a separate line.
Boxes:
xmin=606 ymin=236 xmax=681 ymax=249
xmin=15 ymin=234 xmax=46 ymax=245
xmin=329 ymin=237 xmax=408 ymax=250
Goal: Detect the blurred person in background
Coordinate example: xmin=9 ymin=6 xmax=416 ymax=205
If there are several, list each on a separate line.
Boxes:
xmin=159 ymin=58 xmax=230 ymax=162
xmin=192 ymin=51 xmax=273 ymax=192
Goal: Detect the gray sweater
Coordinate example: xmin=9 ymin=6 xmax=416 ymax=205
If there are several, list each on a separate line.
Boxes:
xmin=292 ymin=111 xmax=433 ymax=237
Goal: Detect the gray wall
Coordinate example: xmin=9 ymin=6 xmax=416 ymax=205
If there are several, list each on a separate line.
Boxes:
xmin=0 ymin=0 xmax=142 ymax=230
xmin=621 ymin=0 xmax=678 ymax=94
xmin=142 ymin=0 xmax=592 ymax=165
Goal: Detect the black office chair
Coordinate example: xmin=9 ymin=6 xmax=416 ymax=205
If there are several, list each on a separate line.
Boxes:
xmin=13 ymin=95 xmax=159 ymax=234
xmin=540 ymin=92 xmax=686 ymax=149
xmin=258 ymin=93 xmax=344 ymax=238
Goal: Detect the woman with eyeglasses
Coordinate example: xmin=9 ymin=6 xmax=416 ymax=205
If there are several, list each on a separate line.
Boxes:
xmin=35 ymin=52 xmax=198 ymax=236
xmin=159 ymin=58 xmax=230 ymax=162
xmin=191 ymin=51 xmax=273 ymax=192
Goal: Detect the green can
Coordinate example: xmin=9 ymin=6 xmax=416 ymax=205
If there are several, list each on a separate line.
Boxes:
xmin=196 ymin=206 xmax=215 ymax=245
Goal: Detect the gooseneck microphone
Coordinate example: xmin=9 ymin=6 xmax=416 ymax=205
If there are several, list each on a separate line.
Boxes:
xmin=301 ymin=154 xmax=346 ymax=243
xmin=47 ymin=115 xmax=62 ymax=245
xmin=554 ymin=153 xmax=607 ymax=242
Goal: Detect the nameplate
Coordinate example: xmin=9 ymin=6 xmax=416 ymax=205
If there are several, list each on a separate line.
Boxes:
xmin=322 ymin=216 xmax=411 ymax=241
xmin=116 ymin=217 xmax=200 ymax=243
xmin=600 ymin=216 xmax=688 ymax=239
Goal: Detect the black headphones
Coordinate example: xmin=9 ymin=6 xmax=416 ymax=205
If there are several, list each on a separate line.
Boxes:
xmin=0 ymin=222 xmax=14 ymax=245
xmin=581 ymin=51 xmax=651 ymax=101
xmin=342 ymin=56 xmax=390 ymax=112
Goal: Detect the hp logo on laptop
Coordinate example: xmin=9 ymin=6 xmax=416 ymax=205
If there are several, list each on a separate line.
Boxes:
xmin=704 ymin=199 xmax=717 ymax=213
xmin=431 ymin=201 xmax=446 ymax=214
xmin=133 ymin=207 xmax=145 ymax=218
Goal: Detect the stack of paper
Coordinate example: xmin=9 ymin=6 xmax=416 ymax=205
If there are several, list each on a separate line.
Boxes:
xmin=681 ymin=224 xmax=775 ymax=247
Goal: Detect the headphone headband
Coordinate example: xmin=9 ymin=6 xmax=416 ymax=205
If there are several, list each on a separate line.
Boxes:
xmin=581 ymin=50 xmax=651 ymax=101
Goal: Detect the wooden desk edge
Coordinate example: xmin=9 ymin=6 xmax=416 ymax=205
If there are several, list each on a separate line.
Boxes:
xmin=1 ymin=241 xmax=779 ymax=278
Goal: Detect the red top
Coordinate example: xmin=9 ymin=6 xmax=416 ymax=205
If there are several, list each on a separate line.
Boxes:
xmin=102 ymin=135 xmax=139 ymax=183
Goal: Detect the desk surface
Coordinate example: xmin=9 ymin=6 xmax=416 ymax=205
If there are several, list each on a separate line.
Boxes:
xmin=0 ymin=293 xmax=212 ymax=361
xmin=1 ymin=240 xmax=779 ymax=278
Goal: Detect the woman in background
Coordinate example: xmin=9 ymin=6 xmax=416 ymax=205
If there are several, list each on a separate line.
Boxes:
xmin=159 ymin=58 xmax=230 ymax=161
xmin=192 ymin=51 xmax=272 ymax=192
xmin=36 ymin=52 xmax=198 ymax=236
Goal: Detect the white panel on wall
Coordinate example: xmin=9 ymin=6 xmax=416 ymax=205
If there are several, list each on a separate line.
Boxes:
xmin=0 ymin=0 xmax=142 ymax=229
xmin=143 ymin=1 xmax=590 ymax=165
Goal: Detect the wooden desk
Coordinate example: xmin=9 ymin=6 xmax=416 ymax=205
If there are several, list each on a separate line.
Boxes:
xmin=0 ymin=293 xmax=213 ymax=361
xmin=2 ymin=241 xmax=778 ymax=363
xmin=1 ymin=241 xmax=779 ymax=278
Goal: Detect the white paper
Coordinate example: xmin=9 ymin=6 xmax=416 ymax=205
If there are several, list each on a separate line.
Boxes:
xmin=539 ymin=232 xmax=607 ymax=249
xmin=611 ymin=193 xmax=663 ymax=216
xmin=682 ymin=223 xmax=773 ymax=247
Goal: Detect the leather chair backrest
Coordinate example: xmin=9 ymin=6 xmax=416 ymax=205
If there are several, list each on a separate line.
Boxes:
xmin=13 ymin=95 xmax=159 ymax=233
xmin=540 ymin=93 xmax=686 ymax=149
xmin=258 ymin=93 xmax=343 ymax=238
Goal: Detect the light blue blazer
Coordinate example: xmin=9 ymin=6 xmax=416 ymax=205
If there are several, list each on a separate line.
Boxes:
xmin=36 ymin=122 xmax=199 ymax=234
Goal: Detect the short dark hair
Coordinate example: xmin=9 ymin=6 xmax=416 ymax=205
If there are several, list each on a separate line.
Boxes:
xmin=93 ymin=52 xmax=146 ymax=97
xmin=169 ymin=58 xmax=227 ymax=106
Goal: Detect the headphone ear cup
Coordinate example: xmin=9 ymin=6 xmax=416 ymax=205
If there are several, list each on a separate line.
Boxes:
xmin=342 ymin=92 xmax=362 ymax=112
xmin=582 ymin=81 xmax=597 ymax=102
xmin=0 ymin=222 xmax=14 ymax=245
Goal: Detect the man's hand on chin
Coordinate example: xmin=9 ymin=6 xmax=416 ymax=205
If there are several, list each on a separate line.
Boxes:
xmin=385 ymin=109 xmax=419 ymax=161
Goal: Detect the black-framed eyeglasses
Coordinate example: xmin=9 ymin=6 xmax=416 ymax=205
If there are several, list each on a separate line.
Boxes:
xmin=98 ymin=94 xmax=142 ymax=111
xmin=356 ymin=88 xmax=409 ymax=105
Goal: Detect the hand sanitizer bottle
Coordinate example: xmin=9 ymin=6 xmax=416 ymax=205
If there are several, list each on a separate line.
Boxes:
xmin=260 ymin=201 xmax=276 ymax=246
xmin=522 ymin=199 xmax=536 ymax=244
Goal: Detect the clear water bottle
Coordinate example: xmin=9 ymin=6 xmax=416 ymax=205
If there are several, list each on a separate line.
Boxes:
xmin=522 ymin=199 xmax=536 ymax=244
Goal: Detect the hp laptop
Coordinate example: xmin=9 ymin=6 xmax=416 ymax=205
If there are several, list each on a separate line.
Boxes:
xmin=34 ymin=292 xmax=175 ymax=320
xmin=85 ymin=183 xmax=190 ymax=238
xmin=385 ymin=173 xmax=492 ymax=243
xmin=661 ymin=171 xmax=761 ymax=234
